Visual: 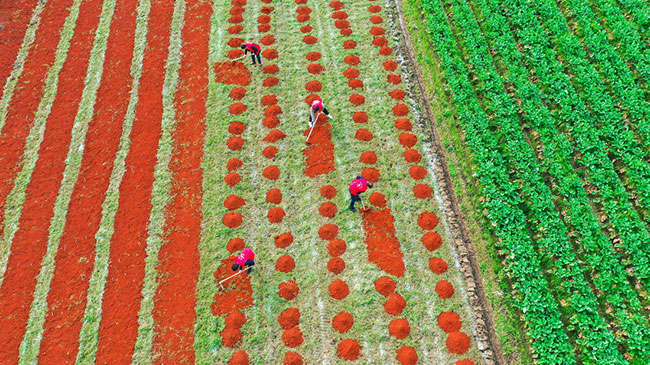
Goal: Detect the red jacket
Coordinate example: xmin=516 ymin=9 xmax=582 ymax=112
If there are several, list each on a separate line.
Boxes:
xmin=235 ymin=248 xmax=255 ymax=266
xmin=311 ymin=99 xmax=323 ymax=112
xmin=244 ymin=43 xmax=260 ymax=54
xmin=349 ymin=178 xmax=368 ymax=196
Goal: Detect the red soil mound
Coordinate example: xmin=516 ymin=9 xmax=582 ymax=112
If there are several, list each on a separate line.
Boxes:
xmin=276 ymin=255 xmax=295 ymax=273
xmin=383 ymin=60 xmax=397 ymax=71
xmin=265 ymin=105 xmax=283 ymax=116
xmin=261 ymin=6 xmax=274 ymax=14
xmin=370 ymin=15 xmax=383 ymax=24
xmin=409 ymin=165 xmax=427 ymax=180
xmin=284 ymin=352 xmax=303 ymax=365
xmin=329 ymin=1 xmax=344 ymax=10
xmin=384 ymin=292 xmax=406 ymax=316
xmin=374 ymin=276 xmax=396 ymax=296
xmin=399 ymin=133 xmax=417 ymax=148
xmin=228 ymin=25 xmax=243 ymax=34
xmin=328 ymin=239 xmax=346 ymax=256
xmin=418 ymin=211 xmax=439 ymax=230
xmin=395 ymin=346 xmax=418 ymax=365
xmin=369 ymin=5 xmax=381 ymax=12
xmin=436 ymin=280 xmax=455 ymax=299
xmin=456 ymin=360 xmax=474 ymax=365
xmin=395 ymin=118 xmax=412 ymax=130
xmin=303 ymin=35 xmax=318 ymax=44
xmin=404 ymin=149 xmax=422 ymax=163
xmin=302 ymin=121 xmax=335 ymax=177
xmin=228 ymin=37 xmax=244 ymax=48
xmin=263 ymin=77 xmax=279 ymax=87
xmin=263 ymin=165 xmax=280 ymax=180
xmin=372 ymin=37 xmax=388 ymax=47
xmin=212 ymin=257 xmax=253 ymax=316
xmin=332 ymin=10 xmax=348 ymax=19
xmin=228 ymin=49 xmax=244 ymax=59
xmin=275 ymin=232 xmax=294 ymax=248
xmin=337 ymin=339 xmax=361 ymax=360
xmin=222 ymin=212 xmax=243 ymax=228
xmin=389 ymin=89 xmax=406 ymax=100
xmin=343 ymin=40 xmax=357 ymax=49
xmin=380 ymin=46 xmax=393 ymax=56
xmin=258 ymin=15 xmax=271 ymax=24
xmin=393 ymin=103 xmax=409 ymax=116
xmin=225 ymin=172 xmax=241 ymax=187
xmin=319 ymin=224 xmax=339 ymax=240
xmin=340 ymin=28 xmax=353 ymax=36
xmin=227 ymin=158 xmax=243 ymax=171
xmin=422 ymin=232 xmax=443 ymax=251
xmin=329 ymin=279 xmax=349 ymax=300
xmin=225 ymin=311 xmax=246 ymax=328
xmin=327 ymin=257 xmax=345 ymax=274
xmin=231 ymin=0 xmax=246 ymax=6
xmin=228 ymin=122 xmax=246 ymax=135
xmin=447 ymin=331 xmax=470 ymax=354
xmin=369 ymin=192 xmax=386 ymax=208
xmin=300 ymin=25 xmax=313 ymax=33
xmin=261 ymin=94 xmax=277 ymax=106
xmin=266 ymin=189 xmax=282 ymax=204
xmin=224 ymin=195 xmax=245 ymax=210
xmin=228 ymin=350 xmax=249 ymax=365
xmin=229 ymin=87 xmax=246 ymax=100
xmin=370 ymin=27 xmax=385 ymax=36
xmin=306 ymin=52 xmax=321 ymax=61
xmin=268 ymin=207 xmax=286 ymax=223
xmin=214 ymin=62 xmax=251 ymax=86
xmin=344 ymin=68 xmax=360 ymax=79
xmin=348 ymin=79 xmax=364 ymax=89
xmin=321 ymin=185 xmax=336 ymax=199
xmin=295 ymin=0 xmax=307 ymax=4
xmin=296 ymin=14 xmax=310 ymax=22
xmin=305 ymin=80 xmax=322 ymax=92
xmin=388 ymin=318 xmax=410 ymax=339
xmin=335 ymin=20 xmax=350 ymax=29
xmin=362 ymin=168 xmax=380 ymax=183
xmin=278 ymin=280 xmax=299 ymax=300
xmin=229 ymin=102 xmax=247 ymax=115
xmin=261 ymin=35 xmax=275 ymax=45
xmin=229 ymin=15 xmax=243 ymax=24
xmin=221 ymin=328 xmax=242 ymax=347
xmin=438 ymin=311 xmax=462 ymax=333
xmin=355 ymin=129 xmax=373 ymax=141
xmin=362 ymin=209 xmax=405 ymax=276
xmin=308 ymin=64 xmax=324 ymax=74
xmin=282 ymin=327 xmax=304 ymax=348
xmin=296 ymin=5 xmax=311 ymax=14
xmin=388 ymin=74 xmax=402 ymax=84
xmin=278 ymin=308 xmax=300 ymax=329
xmin=263 ymin=116 xmax=280 ymax=129
xmin=319 ymin=202 xmax=337 ymax=218
xmin=263 ymin=129 xmax=286 ymax=143
xmin=360 ymin=151 xmax=377 ymax=164
xmin=304 ymin=93 xmax=320 ymax=105
xmin=353 ymin=111 xmax=368 ymax=123
xmin=227 ymin=238 xmax=245 ymax=253
xmin=332 ymin=312 xmax=354 ymax=333
xmin=414 ymin=184 xmax=433 ymax=199
xmin=230 ymin=7 xmax=244 ymax=15
xmin=262 ymin=49 xmax=278 ymax=59
xmin=263 ymin=65 xmax=279 ymax=74
xmin=227 ymin=136 xmax=244 ymax=151
xmin=429 ymin=257 xmax=448 ymax=274
xmin=263 ymin=145 xmax=278 ymax=159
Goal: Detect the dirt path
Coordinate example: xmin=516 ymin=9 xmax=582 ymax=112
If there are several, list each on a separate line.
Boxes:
xmin=385 ymin=0 xmax=504 ymax=363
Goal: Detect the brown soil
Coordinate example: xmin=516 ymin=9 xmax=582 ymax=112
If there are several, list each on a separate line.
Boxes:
xmin=274 ymin=232 xmax=294 ymax=248
xmin=332 ymin=312 xmax=354 ymax=333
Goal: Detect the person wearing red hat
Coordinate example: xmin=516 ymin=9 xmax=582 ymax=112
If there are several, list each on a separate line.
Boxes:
xmin=349 ymin=175 xmax=373 ymax=212
xmin=232 ymin=248 xmax=255 ymax=274
xmin=240 ymin=42 xmax=262 ymax=66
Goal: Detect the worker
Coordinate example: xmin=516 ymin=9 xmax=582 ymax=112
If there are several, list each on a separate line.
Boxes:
xmin=232 ymin=248 xmax=256 ymax=274
xmin=349 ymin=175 xmax=373 ymax=212
xmin=240 ymin=42 xmax=262 ymax=66
xmin=309 ymin=99 xmax=333 ymax=127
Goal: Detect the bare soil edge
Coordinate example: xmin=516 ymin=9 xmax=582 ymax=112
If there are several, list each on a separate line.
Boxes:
xmin=383 ymin=0 xmax=505 ymax=363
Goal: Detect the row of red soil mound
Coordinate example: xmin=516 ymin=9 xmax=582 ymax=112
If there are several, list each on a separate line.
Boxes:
xmin=418 ymin=211 xmax=439 ymax=230
xmin=390 ymin=89 xmax=406 ymax=100
xmin=282 ymin=327 xmax=304 ymax=348
xmin=215 ymin=62 xmax=251 ymax=86
xmin=362 ymin=209 xmax=405 ymax=276
xmin=284 ymin=352 xmax=304 ymax=365
xmin=305 ymin=80 xmax=322 ymax=92
xmin=355 ymin=129 xmax=373 ymax=141
xmin=229 ymin=350 xmax=248 ymax=365
xmin=261 ymin=94 xmax=277 ymax=106
xmin=212 ymin=257 xmax=253 ymax=316
xmin=227 ymin=136 xmax=244 ymax=151
xmin=223 ymin=212 xmax=243 ymax=228
xmin=436 ymin=280 xmax=454 ymax=298
xmin=263 ymin=129 xmax=286 ymax=143
xmin=384 ymin=292 xmax=406 ymax=316
xmin=429 ymin=257 xmax=448 ymax=274
xmin=263 ymin=165 xmax=280 ymax=180
xmin=229 ymin=87 xmax=246 ymax=99
xmin=318 ymin=224 xmax=338 ymax=240
xmin=221 ymin=310 xmax=246 ymax=347
xmin=422 ymin=232 xmax=443 ymax=251
xmin=395 ymin=118 xmax=412 ymax=130
xmin=263 ymin=145 xmax=278 ymax=159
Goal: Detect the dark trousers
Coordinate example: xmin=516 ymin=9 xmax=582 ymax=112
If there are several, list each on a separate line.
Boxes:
xmin=310 ymin=107 xmax=329 ymax=122
xmin=250 ymin=53 xmax=261 ymax=64
xmin=245 ymin=259 xmax=255 ymax=274
xmin=349 ymin=191 xmax=361 ymax=209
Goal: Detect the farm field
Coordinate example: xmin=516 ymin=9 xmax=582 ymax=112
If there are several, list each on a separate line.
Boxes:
xmin=0 ymin=0 xmax=649 ymax=364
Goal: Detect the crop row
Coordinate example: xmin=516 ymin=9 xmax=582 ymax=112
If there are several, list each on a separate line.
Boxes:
xmin=419 ymin=0 xmax=575 ymax=363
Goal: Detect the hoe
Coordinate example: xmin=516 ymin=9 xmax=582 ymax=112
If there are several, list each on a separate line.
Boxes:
xmin=217 ymin=269 xmax=248 ymax=291
xmin=306 ymin=112 xmax=320 ymax=143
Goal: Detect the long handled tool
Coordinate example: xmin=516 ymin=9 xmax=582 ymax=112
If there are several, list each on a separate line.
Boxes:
xmin=230 ymin=55 xmax=247 ymax=63
xmin=218 ymin=269 xmax=248 ymax=291
xmin=359 ymin=195 xmax=371 ymax=214
xmin=306 ymin=112 xmax=320 ymax=142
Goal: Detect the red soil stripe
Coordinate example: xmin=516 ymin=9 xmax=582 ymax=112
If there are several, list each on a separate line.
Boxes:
xmin=0 ymin=0 xmax=74 ymax=237
xmin=151 ymin=0 xmax=212 ymax=362
xmin=302 ymin=119 xmax=335 ymax=177
xmin=0 ymin=0 xmax=104 ymax=361
xmin=36 ymin=0 xmax=140 ymax=361
xmin=0 ymin=0 xmax=40 ymax=100
xmin=94 ymin=0 xmax=175 ymax=362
